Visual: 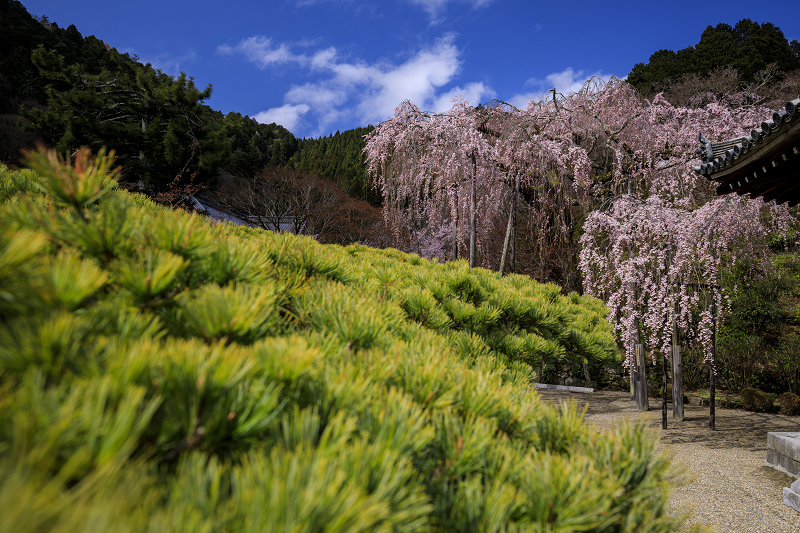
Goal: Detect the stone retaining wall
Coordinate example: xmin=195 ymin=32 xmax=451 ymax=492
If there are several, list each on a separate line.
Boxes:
xmin=766 ymin=432 xmax=800 ymax=513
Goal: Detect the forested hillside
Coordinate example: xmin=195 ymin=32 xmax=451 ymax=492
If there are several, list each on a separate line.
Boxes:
xmin=0 ymin=0 xmax=386 ymax=243
xmin=628 ymin=19 xmax=800 ymax=106
xmin=0 ymin=0 xmax=299 ymax=192
xmin=289 ymin=127 xmax=381 ymax=207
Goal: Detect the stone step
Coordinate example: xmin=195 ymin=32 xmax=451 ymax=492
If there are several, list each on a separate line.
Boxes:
xmin=766 ymin=432 xmax=800 ymax=513
xmin=784 ymin=478 xmax=800 ymax=513
xmin=767 ymin=432 xmax=800 ymax=477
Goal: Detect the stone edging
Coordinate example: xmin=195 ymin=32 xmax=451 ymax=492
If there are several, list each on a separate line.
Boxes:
xmin=533 ymin=383 xmax=595 ymax=393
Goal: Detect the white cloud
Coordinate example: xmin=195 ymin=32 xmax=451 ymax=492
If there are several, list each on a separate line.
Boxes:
xmin=286 ymin=83 xmax=343 ymax=108
xmin=431 ymin=82 xmax=495 ymax=112
xmin=507 ymin=91 xmax=541 ymax=110
xmin=231 ymin=34 xmax=496 ymax=136
xmin=310 ymin=47 xmax=338 ymax=70
xmin=352 ymin=35 xmax=462 ymax=121
xmin=408 ymin=0 xmax=495 ymax=19
xmin=252 ymin=103 xmax=311 ymax=131
xmin=507 ymin=67 xmax=617 ymax=109
xmin=217 ymin=36 xmax=306 ymax=68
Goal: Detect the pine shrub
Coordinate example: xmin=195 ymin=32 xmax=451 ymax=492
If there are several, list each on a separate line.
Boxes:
xmin=0 ymin=147 xmax=712 ymax=532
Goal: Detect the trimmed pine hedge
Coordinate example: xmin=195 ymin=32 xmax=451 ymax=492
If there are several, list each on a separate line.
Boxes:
xmin=0 ymin=148 xmax=710 ymax=532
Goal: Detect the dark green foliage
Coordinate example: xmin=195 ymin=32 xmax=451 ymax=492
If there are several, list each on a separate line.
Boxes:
xmin=767 ymin=335 xmax=800 ymax=396
xmin=20 ymin=44 xmax=220 ymax=193
xmin=289 ymin=127 xmax=381 ymax=207
xmin=0 ymin=149 xmax=710 ymax=532
xmin=725 ymin=273 xmax=784 ymax=340
xmin=0 ymin=0 xmax=383 ymax=237
xmin=628 ymin=19 xmax=800 ymax=95
xmin=0 ymin=1 xmax=299 ymax=191
xmin=716 ymin=332 xmax=764 ymax=392
xmin=213 ymin=111 xmax=299 ymax=177
xmin=740 ymin=387 xmax=775 ymax=412
xmin=710 ymin=246 xmax=800 ymax=394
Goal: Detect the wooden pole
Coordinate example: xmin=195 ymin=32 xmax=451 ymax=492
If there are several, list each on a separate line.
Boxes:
xmin=710 ymin=298 xmax=717 ymax=430
xmin=662 ymin=246 xmax=669 ymax=428
xmin=469 ymin=154 xmax=476 ymax=269
xmin=672 ymin=324 xmax=684 ymax=420
xmin=709 ymin=229 xmax=716 ymax=431
xmin=499 ymin=204 xmax=512 ymax=274
xmin=499 ymin=173 xmax=520 ymax=275
xmin=452 ymin=189 xmax=458 ymax=261
xmin=510 ymin=172 xmax=518 ymax=274
xmin=630 ymin=364 xmax=635 ymax=400
xmin=635 ymin=343 xmax=648 ymax=411
xmin=627 ymin=178 xmax=636 ymax=402
xmin=662 ymin=352 xmax=668 ymax=429
xmin=668 ymin=247 xmax=684 ymax=421
xmin=583 ymin=360 xmax=592 ymax=387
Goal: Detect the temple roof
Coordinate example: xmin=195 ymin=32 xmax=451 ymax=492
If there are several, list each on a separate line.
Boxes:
xmin=694 ymin=98 xmax=800 ymax=206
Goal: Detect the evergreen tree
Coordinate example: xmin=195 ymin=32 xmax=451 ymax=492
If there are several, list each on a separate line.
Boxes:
xmin=628 ymin=19 xmax=800 ymax=95
xmin=289 ymin=126 xmax=381 ymax=207
xmin=20 ymin=45 xmax=222 ymax=192
xmin=0 ymin=0 xmax=300 ymax=191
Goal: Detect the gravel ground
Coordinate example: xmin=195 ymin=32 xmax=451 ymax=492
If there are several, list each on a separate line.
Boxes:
xmin=536 ymin=388 xmax=800 ymax=533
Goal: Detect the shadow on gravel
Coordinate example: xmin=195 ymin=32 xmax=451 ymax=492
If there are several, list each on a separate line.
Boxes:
xmin=536 ymin=388 xmax=800 ymax=452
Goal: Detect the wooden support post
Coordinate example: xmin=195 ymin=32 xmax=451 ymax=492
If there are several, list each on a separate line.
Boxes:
xmin=710 ymin=297 xmax=717 ymax=430
xmin=635 ymin=343 xmax=649 ymax=411
xmin=499 ymin=173 xmax=520 ymax=275
xmin=469 ymin=154 xmax=476 ymax=269
xmin=672 ymin=344 xmax=684 ymax=420
xmin=709 ymin=229 xmax=717 ymax=431
xmin=667 ymin=247 xmax=684 ymax=420
xmin=672 ymin=337 xmax=684 ymax=421
xmin=662 ymin=353 xmax=668 ymax=429
xmin=511 ymin=172 xmax=518 ymax=274
xmin=629 ymin=364 xmax=635 ymax=400
xmin=452 ymin=194 xmax=458 ymax=261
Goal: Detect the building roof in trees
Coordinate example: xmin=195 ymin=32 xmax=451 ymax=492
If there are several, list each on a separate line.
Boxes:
xmin=190 ymin=194 xmax=302 ymax=233
xmin=694 ymin=97 xmax=800 ymax=206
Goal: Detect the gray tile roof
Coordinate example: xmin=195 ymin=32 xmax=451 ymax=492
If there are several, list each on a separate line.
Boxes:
xmin=693 ymin=98 xmax=800 ymax=206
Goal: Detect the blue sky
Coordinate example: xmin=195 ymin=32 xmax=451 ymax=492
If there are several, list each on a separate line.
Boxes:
xmin=20 ymin=0 xmax=800 ymax=139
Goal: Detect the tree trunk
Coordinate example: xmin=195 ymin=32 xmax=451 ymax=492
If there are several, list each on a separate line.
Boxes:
xmin=469 ymin=154 xmax=476 ymax=269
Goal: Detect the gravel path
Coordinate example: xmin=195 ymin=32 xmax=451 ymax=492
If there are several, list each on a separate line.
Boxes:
xmin=536 ymin=388 xmax=800 ymax=533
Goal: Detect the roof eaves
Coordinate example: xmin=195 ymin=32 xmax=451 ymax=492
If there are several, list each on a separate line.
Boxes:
xmin=693 ymin=98 xmax=800 ymax=177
